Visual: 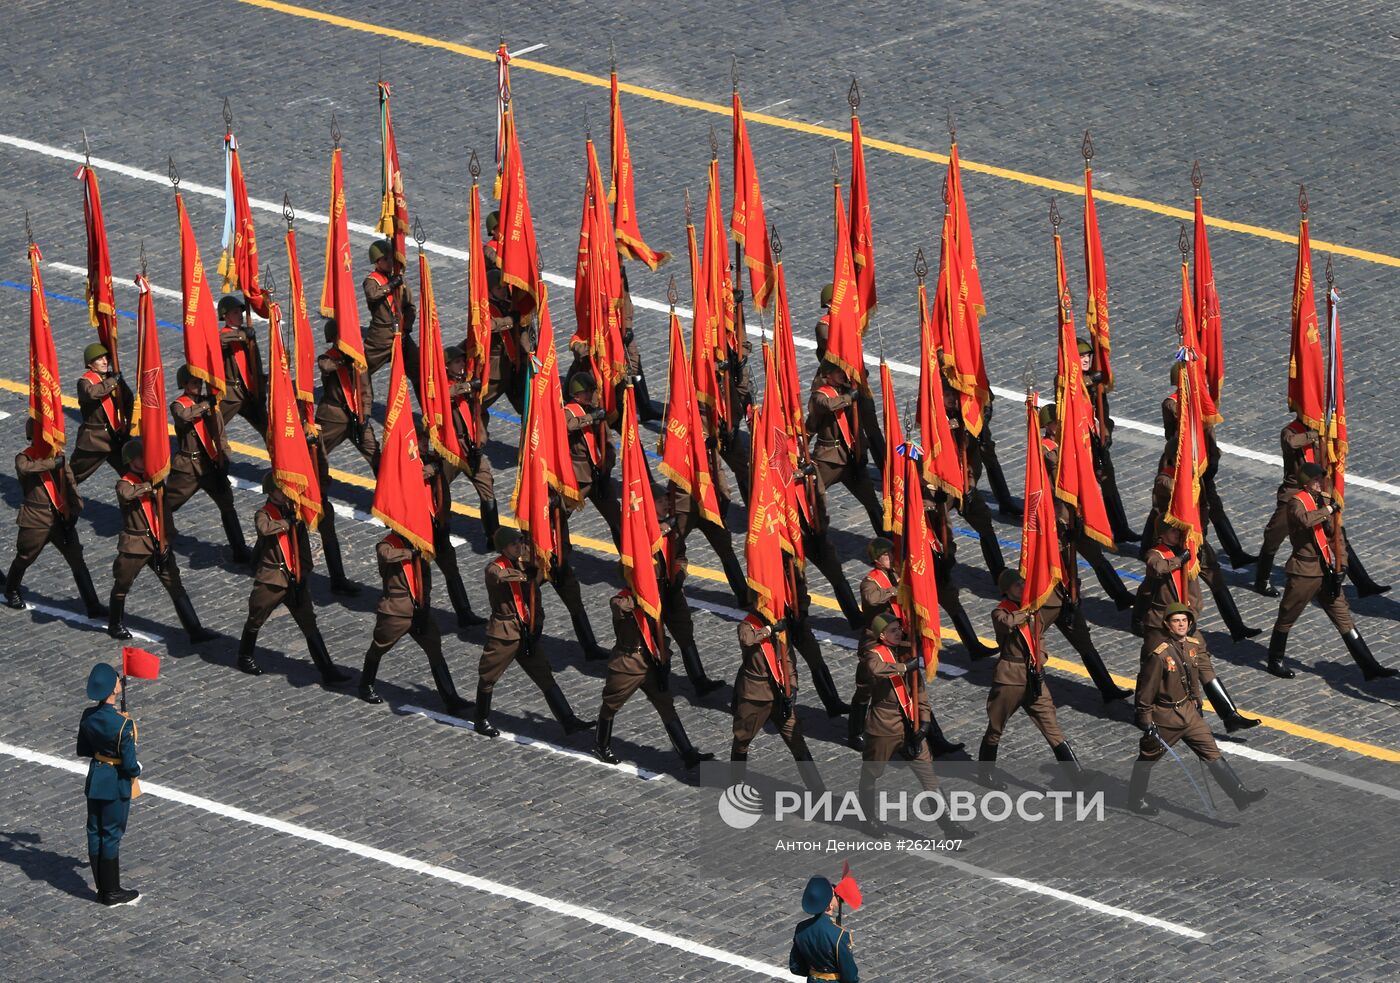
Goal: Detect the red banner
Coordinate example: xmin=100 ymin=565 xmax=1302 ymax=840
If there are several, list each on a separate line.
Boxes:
xmin=659 ymin=305 xmax=722 ymax=526
xmin=1082 ymin=166 xmax=1111 ymax=392
xmin=1018 ymin=392 xmax=1063 ymax=614
xmin=609 ymin=70 xmax=670 ymax=270
xmin=267 ymin=301 xmax=323 ymax=530
xmin=825 ymin=179 xmax=866 ymax=387
xmin=76 ymin=165 xmax=120 ymax=370
xmin=619 ymin=387 xmax=664 ymax=620
xmin=934 ymin=202 xmax=987 ymax=437
xmin=914 ymin=277 xmax=963 ymax=500
xmin=283 ymin=227 xmax=317 ymax=426
xmin=463 ymin=176 xmax=492 ymax=445
xmin=318 ymin=147 xmax=366 ymax=420
xmin=947 ymin=141 xmax=986 ymax=315
xmin=418 ymin=252 xmax=469 ymax=472
xmin=1288 ymin=213 xmax=1325 ymax=434
xmin=27 ymin=243 xmax=65 ymax=458
xmin=850 ymin=113 xmax=877 ymax=328
xmin=372 ymin=332 xmax=434 ymax=556
xmin=176 ymin=192 xmax=226 ymax=401
xmin=131 ymin=274 xmax=171 ymax=493
xmin=898 ymin=447 xmax=942 ymax=679
xmin=688 ymin=213 xmax=723 ymax=434
xmin=747 ymin=342 xmax=795 ymax=625
xmin=731 ymin=89 xmax=774 ymax=310
xmin=1193 ymin=190 xmax=1224 ymax=410
xmin=376 ymin=81 xmax=410 ymax=275
xmin=573 ymin=138 xmax=627 ymax=419
xmin=497 ymin=108 xmax=541 ymax=316
xmin=702 ymin=158 xmax=737 ymax=381
xmin=1165 ymin=266 xmax=1208 ymax=580
xmin=218 ymin=131 xmax=267 ymax=317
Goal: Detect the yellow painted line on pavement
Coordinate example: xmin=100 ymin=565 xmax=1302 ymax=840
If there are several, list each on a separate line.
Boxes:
xmin=6 ymin=374 xmax=1398 ymax=763
xmin=237 ymin=0 xmax=1400 ymax=270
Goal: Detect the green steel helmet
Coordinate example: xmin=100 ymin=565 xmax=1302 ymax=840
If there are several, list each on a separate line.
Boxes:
xmin=819 ymin=283 xmax=834 ymax=307
xmin=86 ymin=662 xmax=119 ymax=701
xmin=176 ymin=364 xmax=196 ymax=388
xmin=368 ymin=239 xmax=393 ymax=263
xmin=1170 ymin=361 xmax=1184 ymax=384
xmin=122 ymin=440 xmax=144 ymax=464
xmin=867 ymin=538 xmax=894 ymax=563
xmin=83 ymin=342 xmax=109 ymax=365
xmin=262 ymin=474 xmax=279 ymax=496
xmin=1164 ymin=602 xmax=1196 ymax=625
xmin=997 ymin=568 xmax=1023 ymax=596
xmin=444 ymin=344 xmax=466 ymax=363
xmin=1300 ymin=462 xmax=1327 ymax=482
xmin=486 ymin=210 xmax=500 ymax=234
xmin=869 ymin=614 xmax=896 ymax=639
xmin=217 ymin=294 xmax=246 ymax=318
xmin=494 ymin=527 xmax=523 ymax=552
xmin=1076 ymin=338 xmax=1093 ymax=356
xmin=568 ymin=373 xmax=598 ymax=397
xmin=1038 ymin=404 xmax=1057 ymax=427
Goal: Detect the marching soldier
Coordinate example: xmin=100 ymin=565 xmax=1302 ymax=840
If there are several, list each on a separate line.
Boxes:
xmin=562 ymin=374 xmax=624 ymax=546
xmin=483 ymin=264 xmax=531 ymax=416
xmin=473 ymin=529 xmax=593 ymax=737
xmin=1127 ymin=604 xmax=1267 ymax=815
xmin=808 ymin=360 xmax=884 ymax=536
xmin=857 ymin=615 xmax=972 ymax=839
xmin=107 ymin=440 xmax=215 ymax=644
xmin=793 ymin=457 xmax=863 ymax=628
xmin=4 ymin=430 xmax=105 ymax=616
xmin=1267 ymin=463 xmax=1396 ymax=681
xmin=314 ymin=318 xmax=379 ymax=595
xmin=789 ymin=568 xmax=853 ymax=719
xmin=70 ymin=343 xmax=131 ymax=483
xmin=812 ymin=283 xmax=885 ymax=465
xmin=1076 ymin=339 xmax=1138 ymax=544
xmin=445 ymin=345 xmax=500 ymax=541
xmin=658 ymin=521 xmax=724 ymax=695
xmin=1131 ymin=525 xmax=1260 ymax=731
xmin=789 ymin=876 xmax=858 ymax=983
xmin=237 ymin=476 xmax=349 ymax=684
xmin=591 ymin=584 xmax=714 ymax=768
xmin=215 ymin=294 xmax=268 ymax=437
xmin=1253 ymin=413 xmax=1388 ymax=598
xmin=619 ymin=264 xmax=663 ymax=421
xmin=922 ymin=490 xmax=1000 ymax=661
xmin=944 ymin=380 xmax=1007 ymax=581
xmin=1039 ymin=405 xmax=1134 ymax=610
xmin=422 ymin=449 xmax=487 ymax=629
xmin=164 ymin=366 xmax=251 ymax=563
xmin=731 ymin=607 xmax=825 ymax=792
xmin=977 ymin=572 xmax=1083 ymax=790
xmin=78 ymin=663 xmax=141 ymax=906
xmin=358 ymin=530 xmax=472 ymax=714
xmin=363 ymin=239 xmax=420 ymax=383
xmin=661 ymin=478 xmax=749 ymax=608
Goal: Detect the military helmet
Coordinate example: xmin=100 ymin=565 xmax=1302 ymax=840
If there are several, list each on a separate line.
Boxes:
xmin=83 ymin=342 xmax=109 ymax=365
xmin=1170 ymin=361 xmax=1184 ymax=384
xmin=486 ymin=210 xmax=500 ymax=234
xmin=1038 ymin=404 xmax=1057 ymax=427
xmin=323 ymin=318 xmax=338 ymax=342
xmin=568 ymin=373 xmax=598 ymax=396
xmin=86 ymin=662 xmax=119 ymax=701
xmin=1076 ymin=338 xmax=1093 ymax=356
xmin=494 ymin=527 xmax=523 ymax=552
xmin=217 ymin=294 xmax=246 ymax=318
xmin=867 ymin=537 xmax=894 ymax=563
xmin=820 ymin=283 xmax=834 ymax=307
xmin=801 ymin=876 xmax=835 ymax=916
xmin=176 ymin=364 xmax=196 ymax=388
xmin=820 ymin=358 xmax=846 ymax=380
xmin=1164 ymin=601 xmax=1196 ymax=624
xmin=1300 ymin=462 xmax=1326 ymax=482
xmin=997 ymin=568 xmax=1023 ymax=596
xmin=444 ymin=344 xmax=466 ymax=363
xmin=870 ymin=613 xmax=896 ymax=638
xmin=122 ymin=440 xmax=144 ymax=464
xmin=262 ymin=474 xmax=279 ymax=496
xmin=368 ymin=239 xmax=393 ymax=263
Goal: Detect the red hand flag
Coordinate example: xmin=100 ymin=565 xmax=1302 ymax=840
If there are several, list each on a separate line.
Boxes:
xmin=121 ymin=647 xmax=161 ymax=680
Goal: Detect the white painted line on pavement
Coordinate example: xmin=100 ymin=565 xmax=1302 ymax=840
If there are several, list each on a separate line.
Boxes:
xmin=0 ymin=740 xmax=794 ymax=980
xmin=10 ymin=601 xmax=163 ymax=643
xmin=5 ymin=131 xmax=1398 ymax=499
xmin=399 ymin=703 xmax=668 ymax=781
xmin=1218 ymin=741 xmax=1400 ymax=804
xmin=510 ymin=42 xmax=548 ymax=56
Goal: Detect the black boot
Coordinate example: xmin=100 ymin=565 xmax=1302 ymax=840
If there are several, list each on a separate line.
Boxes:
xmin=1266 ymin=630 xmax=1296 ymax=679
xmin=474 ymin=685 xmax=499 ymax=737
xmin=237 ymin=626 xmax=263 ymax=676
xmin=664 ymin=717 xmax=714 ymax=769
xmin=680 ymin=642 xmax=723 ymax=697
xmin=1203 ymin=678 xmax=1260 ymax=732
xmin=73 ymin=562 xmax=108 ymax=618
xmin=1088 ymin=552 xmax=1136 ymax=611
xmin=222 ymin=508 xmax=252 ymax=565
xmin=426 ymin=648 xmax=472 ymax=714
xmin=1069 ymin=632 xmax=1133 ymax=701
xmin=828 ymin=570 xmax=864 ymax=630
xmin=444 ymin=564 xmax=487 ymax=629
xmin=99 ymin=857 xmax=139 ymax=906
xmin=571 ymin=609 xmax=610 ymax=662
xmin=1342 ymin=628 xmax=1398 ymax=681
xmin=1252 ymin=559 xmax=1280 ymax=598
xmin=479 ymin=499 xmax=501 ymax=543
xmin=592 ymin=715 xmax=621 ymax=764
xmin=173 ymin=591 xmax=217 ymax=644
xmin=321 ymin=523 xmax=360 ymax=596
xmin=1104 ymin=485 xmax=1140 ymax=544
xmin=2 ymin=560 xmax=23 ymax=609
xmin=1344 ymin=534 xmax=1392 ymax=598
xmin=1207 ymin=757 xmax=1267 ymax=811
xmin=1051 ymin=740 xmax=1086 ymax=787
xmin=308 ymin=630 xmax=350 ymax=685
xmin=88 ymin=852 xmax=103 ymax=899
xmin=107 ymin=596 xmax=132 ymax=640
xmin=795 ymin=755 xmax=827 ymax=795
xmin=716 ymin=540 xmax=751 ymax=608
xmin=976 ymin=737 xmax=1007 ymax=792
xmin=358 ymin=650 xmax=384 ymax=704
xmin=1212 ymin=583 xmax=1262 ymax=641
xmin=807 ymin=654 xmax=851 ymax=717
xmin=847 ymin=701 xmax=868 ymax=753
xmin=544 ymin=683 xmax=594 ymax=735
xmin=946 ymin=596 xmax=998 ymax=659
xmin=1210 ymin=509 xmax=1256 ymax=568
xmin=926 ymin=712 xmax=964 ymax=756
xmin=936 ymin=812 xmax=975 ymax=840
xmin=1126 ymin=760 xmax=1159 ymax=816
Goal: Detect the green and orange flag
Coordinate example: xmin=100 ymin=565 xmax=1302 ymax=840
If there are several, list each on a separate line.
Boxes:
xmin=319 ymin=145 xmax=367 ymax=420
xmin=730 ymin=86 xmax=774 ymax=310
xmin=609 ymin=67 xmax=669 ymax=270
xmin=176 ymin=190 xmax=226 ymax=402
xmin=26 ymin=242 xmax=64 ymax=458
xmin=372 ymin=332 xmax=434 ymax=558
xmin=75 ymin=163 xmax=120 ymax=371
xmin=219 ymin=127 xmax=267 ymax=317
xmin=619 ymin=386 xmax=665 ymax=621
xmin=1288 ymin=191 xmax=1325 ymax=434
xmin=266 ymin=300 xmax=323 ymax=530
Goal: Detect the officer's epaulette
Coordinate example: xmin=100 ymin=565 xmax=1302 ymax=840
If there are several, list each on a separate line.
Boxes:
xmin=1188 ymin=635 xmax=1204 ymax=644
xmin=1153 ymin=642 xmax=1169 ymax=654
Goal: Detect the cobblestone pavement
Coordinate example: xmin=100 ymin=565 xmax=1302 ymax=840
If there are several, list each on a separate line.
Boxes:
xmin=1 ymin=2 xmax=1398 ymax=980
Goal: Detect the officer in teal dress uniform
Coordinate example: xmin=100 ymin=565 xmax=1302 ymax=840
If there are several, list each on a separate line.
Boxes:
xmin=77 ymin=662 xmax=142 ymax=906
xmin=789 ymin=875 xmax=858 ymax=982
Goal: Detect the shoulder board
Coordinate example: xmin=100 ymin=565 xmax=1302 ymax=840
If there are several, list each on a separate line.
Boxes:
xmin=1153 ymin=642 xmax=1169 ymax=654
xmin=1188 ymin=635 xmax=1204 ymax=644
